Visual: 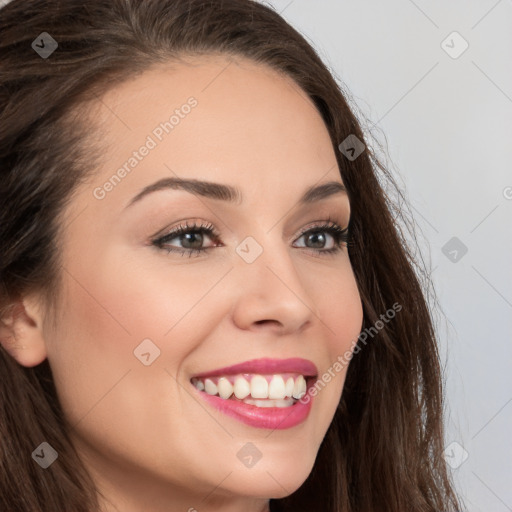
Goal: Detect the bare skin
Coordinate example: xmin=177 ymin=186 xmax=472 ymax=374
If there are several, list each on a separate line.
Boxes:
xmin=2 ymin=55 xmax=363 ymax=512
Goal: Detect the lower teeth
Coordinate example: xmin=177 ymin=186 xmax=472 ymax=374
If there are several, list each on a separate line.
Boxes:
xmin=199 ymin=389 xmax=298 ymax=408
xmin=238 ymin=397 xmax=296 ymax=408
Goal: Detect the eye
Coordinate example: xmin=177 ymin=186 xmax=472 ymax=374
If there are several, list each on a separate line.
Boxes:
xmin=293 ymin=220 xmax=349 ymax=255
xmin=152 ymin=220 xmax=220 ymax=257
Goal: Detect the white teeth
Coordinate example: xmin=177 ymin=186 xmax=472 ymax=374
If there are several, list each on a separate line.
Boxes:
xmin=268 ymin=375 xmax=286 ymax=399
xmin=193 ymin=379 xmax=205 ymax=391
xmin=193 ymin=373 xmax=310 ymax=402
xmin=285 ymin=377 xmax=294 ymax=397
xmin=204 ymin=378 xmax=218 ymax=396
xmin=233 ymin=376 xmax=251 ymax=399
xmin=292 ymin=375 xmax=307 ymax=399
xmin=217 ymin=377 xmax=233 ymax=399
xmin=250 ymin=375 xmax=269 ymax=399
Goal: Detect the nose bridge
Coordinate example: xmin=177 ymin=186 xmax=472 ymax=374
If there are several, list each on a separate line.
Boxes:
xmin=231 ymin=233 xmax=315 ymax=333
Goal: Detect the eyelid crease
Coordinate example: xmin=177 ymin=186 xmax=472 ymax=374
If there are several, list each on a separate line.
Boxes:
xmin=295 ymin=216 xmax=348 ymax=235
xmin=152 ymin=219 xmax=220 ymax=242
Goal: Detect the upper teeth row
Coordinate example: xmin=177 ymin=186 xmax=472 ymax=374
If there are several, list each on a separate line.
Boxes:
xmin=192 ymin=374 xmax=307 ymax=400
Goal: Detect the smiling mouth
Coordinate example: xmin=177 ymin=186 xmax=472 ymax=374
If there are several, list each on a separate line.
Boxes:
xmin=191 ymin=373 xmax=310 ymax=408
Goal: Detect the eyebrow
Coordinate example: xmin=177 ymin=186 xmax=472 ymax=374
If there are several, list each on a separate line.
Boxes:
xmin=125 ymin=177 xmax=347 ymax=209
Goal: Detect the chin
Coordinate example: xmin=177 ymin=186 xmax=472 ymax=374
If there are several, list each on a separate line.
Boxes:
xmin=223 ymin=454 xmax=315 ymax=499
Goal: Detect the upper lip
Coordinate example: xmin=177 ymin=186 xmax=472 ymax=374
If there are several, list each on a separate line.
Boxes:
xmin=191 ymin=357 xmax=318 ymax=379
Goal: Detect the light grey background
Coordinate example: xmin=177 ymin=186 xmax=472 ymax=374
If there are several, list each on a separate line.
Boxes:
xmin=262 ymin=1 xmax=512 ymax=510
xmin=2 ymin=0 xmax=510 ymax=509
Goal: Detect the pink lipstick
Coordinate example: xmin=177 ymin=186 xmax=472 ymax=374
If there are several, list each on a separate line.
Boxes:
xmin=190 ymin=357 xmax=317 ymax=430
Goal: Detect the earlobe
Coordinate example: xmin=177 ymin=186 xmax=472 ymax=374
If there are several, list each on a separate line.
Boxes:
xmin=0 ymin=297 xmax=48 ymax=367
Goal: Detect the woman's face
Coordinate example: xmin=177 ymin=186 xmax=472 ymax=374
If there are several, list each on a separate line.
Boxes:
xmin=40 ymin=55 xmax=363 ymax=511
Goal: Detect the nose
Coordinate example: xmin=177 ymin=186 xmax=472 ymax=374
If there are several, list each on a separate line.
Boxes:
xmin=231 ymin=240 xmax=316 ymax=336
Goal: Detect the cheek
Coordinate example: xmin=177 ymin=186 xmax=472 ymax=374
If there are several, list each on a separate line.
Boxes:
xmin=47 ymin=251 xmax=232 ymax=420
xmin=307 ymin=262 xmax=363 ymax=398
xmin=88 ymin=246 xmax=234 ymax=339
xmin=310 ymin=261 xmax=363 ymax=352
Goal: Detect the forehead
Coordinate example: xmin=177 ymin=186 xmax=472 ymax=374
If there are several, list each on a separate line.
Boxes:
xmin=78 ymin=54 xmax=342 ymax=215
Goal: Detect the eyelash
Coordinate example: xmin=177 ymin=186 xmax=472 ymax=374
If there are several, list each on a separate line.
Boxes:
xmin=151 ymin=217 xmax=350 ymax=258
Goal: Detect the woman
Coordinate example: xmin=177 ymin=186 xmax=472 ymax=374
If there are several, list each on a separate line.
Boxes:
xmin=0 ymin=0 xmax=464 ymax=511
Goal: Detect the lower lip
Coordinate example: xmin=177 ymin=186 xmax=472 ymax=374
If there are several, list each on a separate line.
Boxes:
xmin=192 ymin=382 xmax=314 ymax=430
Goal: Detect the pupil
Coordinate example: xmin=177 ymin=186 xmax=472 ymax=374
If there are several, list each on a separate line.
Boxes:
xmin=182 ymin=232 xmax=203 ymax=249
xmin=308 ymin=232 xmax=325 ymax=248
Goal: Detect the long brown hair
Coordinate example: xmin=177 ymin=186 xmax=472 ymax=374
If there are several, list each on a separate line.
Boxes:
xmin=0 ymin=1 xmax=463 ymax=510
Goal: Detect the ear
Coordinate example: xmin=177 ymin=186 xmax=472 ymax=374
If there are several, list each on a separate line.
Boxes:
xmin=0 ymin=295 xmax=47 ymax=367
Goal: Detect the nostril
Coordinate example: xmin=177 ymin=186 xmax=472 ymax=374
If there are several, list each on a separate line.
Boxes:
xmin=254 ymin=319 xmax=282 ymax=327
